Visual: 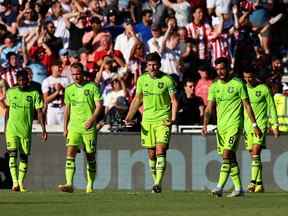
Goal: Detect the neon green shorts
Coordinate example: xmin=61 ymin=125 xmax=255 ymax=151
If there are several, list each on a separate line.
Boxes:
xmin=244 ymin=128 xmax=266 ymax=150
xmin=66 ymin=131 xmax=97 ymax=154
xmin=6 ymin=136 xmax=31 ymax=155
xmin=216 ymin=128 xmax=241 ymax=155
xmin=141 ymin=121 xmax=171 ymax=148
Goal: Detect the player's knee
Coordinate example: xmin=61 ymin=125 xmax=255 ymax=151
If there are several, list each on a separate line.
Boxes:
xmin=156 ymin=145 xmax=167 ymax=156
xmin=20 ymin=154 xmax=28 ymax=163
xmin=147 ymin=149 xmax=156 ymax=160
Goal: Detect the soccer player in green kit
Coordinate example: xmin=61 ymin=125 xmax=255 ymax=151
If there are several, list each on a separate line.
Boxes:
xmin=202 ymin=57 xmax=262 ymax=197
xmin=58 ymin=63 xmax=103 ymax=193
xmin=5 ymin=70 xmax=47 ymax=192
xmin=125 ymin=52 xmax=178 ymax=193
xmin=243 ymin=68 xmax=279 ymax=193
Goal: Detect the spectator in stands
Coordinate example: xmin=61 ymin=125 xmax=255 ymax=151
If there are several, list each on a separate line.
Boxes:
xmin=195 ymin=65 xmax=213 ymax=106
xmin=143 ymin=0 xmax=167 ymax=26
xmin=147 ymin=23 xmax=163 ymax=54
xmin=0 ymin=1 xmax=17 ymax=34
xmin=160 ymin=19 xmax=182 ymax=79
xmin=0 ymin=34 xmax=21 ymax=65
xmin=63 ymin=11 xmax=87 ymax=51
xmin=104 ymin=74 xmax=128 ymax=114
xmin=42 ymin=62 xmax=69 ymax=125
xmin=114 ymin=18 xmax=141 ymax=63
xmin=43 ymin=21 xmax=63 ymax=58
xmin=0 ymin=52 xmax=20 ymax=87
xmin=93 ymin=35 xmax=125 ymax=67
xmin=134 ymin=9 xmax=153 ymax=44
xmin=186 ymin=6 xmax=212 ymax=62
xmin=176 ymin=78 xmax=204 ymax=125
xmin=16 ymin=1 xmax=39 ymax=37
xmin=128 ymin=42 xmax=146 ymax=83
xmin=266 ymin=55 xmax=284 ymax=91
xmin=95 ymin=55 xmax=117 ymax=96
xmin=103 ymin=8 xmax=124 ymax=41
xmin=163 ymin=0 xmax=191 ymax=27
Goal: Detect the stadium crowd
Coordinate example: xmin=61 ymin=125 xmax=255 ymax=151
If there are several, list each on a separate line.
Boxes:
xmin=0 ymin=0 xmax=287 ymax=131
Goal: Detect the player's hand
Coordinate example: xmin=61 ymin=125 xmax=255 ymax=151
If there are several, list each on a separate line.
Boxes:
xmin=253 ymin=126 xmax=262 ymax=138
xmin=163 ymin=119 xmax=174 ymax=127
xmin=201 ymin=125 xmax=208 ymax=136
xmin=272 ymin=127 xmax=279 ymax=138
xmin=42 ymin=131 xmax=48 ymax=141
xmin=84 ymin=119 xmax=94 ymax=129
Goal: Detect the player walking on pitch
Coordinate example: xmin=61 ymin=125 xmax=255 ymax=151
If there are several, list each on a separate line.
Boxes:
xmin=4 ymin=70 xmax=47 ymax=192
xmin=125 ymin=52 xmax=178 ymax=193
xmin=58 ymin=63 xmax=103 ymax=193
xmin=243 ymin=69 xmax=279 ymax=193
xmin=202 ymin=57 xmax=262 ymax=197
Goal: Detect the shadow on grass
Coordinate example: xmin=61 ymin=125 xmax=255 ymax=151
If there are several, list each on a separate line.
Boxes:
xmin=0 ymin=201 xmax=72 ymax=205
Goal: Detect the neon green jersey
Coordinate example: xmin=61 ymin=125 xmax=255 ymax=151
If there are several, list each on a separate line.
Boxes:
xmin=6 ymin=86 xmax=43 ymax=138
xmin=136 ymin=72 xmax=176 ymax=123
xmin=208 ymin=77 xmax=248 ymax=132
xmin=64 ymin=82 xmax=102 ymax=133
xmin=244 ymin=83 xmax=278 ymax=130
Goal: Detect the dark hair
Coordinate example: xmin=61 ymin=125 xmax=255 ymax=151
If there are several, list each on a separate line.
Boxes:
xmin=16 ymin=69 xmax=28 ymax=79
xmin=71 ymin=62 xmax=84 ymax=72
xmin=215 ymin=57 xmax=230 ymax=68
xmin=191 ymin=6 xmax=204 ymax=14
xmin=242 ymin=66 xmax=256 ymax=74
xmin=183 ymin=77 xmax=195 ymax=86
xmin=142 ymin=9 xmax=152 ymax=17
xmin=6 ymin=52 xmax=17 ymax=60
xmin=146 ymin=52 xmax=161 ymax=63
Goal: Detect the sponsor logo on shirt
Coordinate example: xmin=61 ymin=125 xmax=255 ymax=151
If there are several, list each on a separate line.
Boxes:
xmin=256 ymin=91 xmax=261 ymax=97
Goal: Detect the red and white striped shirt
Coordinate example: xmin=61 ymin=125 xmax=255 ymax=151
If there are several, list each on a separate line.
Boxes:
xmin=186 ymin=22 xmax=212 ymax=60
xmin=0 ymin=67 xmax=18 ymax=87
xmin=208 ymin=33 xmax=232 ymax=67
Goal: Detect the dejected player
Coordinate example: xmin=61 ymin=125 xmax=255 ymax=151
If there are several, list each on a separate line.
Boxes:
xmin=243 ymin=68 xmax=279 ymax=193
xmin=202 ymin=57 xmax=262 ymax=197
xmin=4 ymin=69 xmax=47 ymax=192
xmin=58 ymin=63 xmax=103 ymax=193
xmin=125 ymin=52 xmax=178 ymax=193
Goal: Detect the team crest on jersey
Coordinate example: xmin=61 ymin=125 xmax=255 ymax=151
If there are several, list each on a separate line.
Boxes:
xmin=84 ymin=90 xmax=90 ymax=96
xmin=26 ymin=96 xmax=32 ymax=102
xmin=228 ymin=87 xmax=234 ymax=94
xmin=158 ymin=82 xmax=164 ymax=89
xmin=256 ymin=91 xmax=261 ymax=97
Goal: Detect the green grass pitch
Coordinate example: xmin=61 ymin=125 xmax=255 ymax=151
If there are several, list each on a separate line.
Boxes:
xmin=0 ymin=191 xmax=286 ymax=216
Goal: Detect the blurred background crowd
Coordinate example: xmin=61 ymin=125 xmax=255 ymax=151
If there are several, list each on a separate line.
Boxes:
xmin=0 ymin=0 xmax=287 ymax=132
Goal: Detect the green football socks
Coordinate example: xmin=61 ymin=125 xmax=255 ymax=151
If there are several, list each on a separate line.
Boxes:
xmin=251 ymin=155 xmax=262 ymax=185
xmin=9 ymin=153 xmax=18 ymax=186
xmin=230 ymin=162 xmax=242 ymax=191
xmin=86 ymin=159 xmax=96 ymax=189
xmin=65 ymin=157 xmax=75 ymax=186
xmin=18 ymin=159 xmax=28 ymax=187
xmin=148 ymin=158 xmax=156 ymax=184
xmin=155 ymin=155 xmax=166 ymax=186
xmin=217 ymin=159 xmax=231 ymax=189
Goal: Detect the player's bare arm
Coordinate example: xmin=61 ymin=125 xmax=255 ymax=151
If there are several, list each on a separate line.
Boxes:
xmin=125 ymin=94 xmax=143 ymax=123
xmin=63 ymin=104 xmax=70 ymax=137
xmin=37 ymin=108 xmax=47 ymax=141
xmin=202 ymin=101 xmax=214 ymax=136
xmin=242 ymin=98 xmax=262 ymax=138
xmin=84 ymin=100 xmax=103 ymax=129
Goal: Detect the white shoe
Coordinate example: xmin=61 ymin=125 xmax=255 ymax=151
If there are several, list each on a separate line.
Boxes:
xmin=269 ymin=13 xmax=283 ymax=25
xmin=226 ymin=190 xmax=244 ymax=197
xmin=211 ymin=188 xmax=223 ymax=197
